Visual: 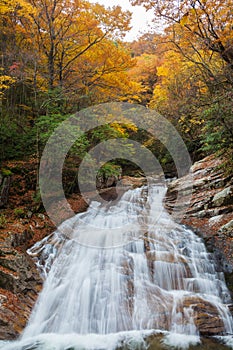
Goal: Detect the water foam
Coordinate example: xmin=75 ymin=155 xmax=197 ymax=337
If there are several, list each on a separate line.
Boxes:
xmin=0 ymin=330 xmax=154 ymax=350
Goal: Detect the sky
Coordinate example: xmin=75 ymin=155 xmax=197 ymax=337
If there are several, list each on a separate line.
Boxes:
xmin=89 ymin=0 xmax=155 ymax=41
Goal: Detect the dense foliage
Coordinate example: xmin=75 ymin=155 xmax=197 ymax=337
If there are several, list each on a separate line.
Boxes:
xmin=1 ymin=0 xmax=233 ymax=192
xmin=130 ymin=0 xmax=233 ymax=168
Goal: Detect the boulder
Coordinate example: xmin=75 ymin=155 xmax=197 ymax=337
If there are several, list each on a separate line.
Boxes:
xmin=182 ymin=296 xmax=225 ymax=335
xmin=212 ymin=187 xmax=233 ymax=207
xmin=219 ymin=219 xmax=233 ymax=235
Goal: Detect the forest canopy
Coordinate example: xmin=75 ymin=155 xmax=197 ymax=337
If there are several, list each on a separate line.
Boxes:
xmin=1 ymin=0 xmax=233 ymax=180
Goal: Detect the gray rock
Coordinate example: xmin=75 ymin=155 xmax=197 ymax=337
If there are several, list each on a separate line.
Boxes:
xmin=193 ymin=178 xmax=208 ymax=188
xmin=195 ymin=210 xmax=208 ymax=219
xmin=27 ymin=211 xmax=33 ymax=218
xmin=219 ymin=219 xmax=233 ymax=235
xmin=37 ymin=213 xmax=45 ymax=220
xmin=209 ymin=215 xmax=223 ymax=226
xmin=212 ymin=186 xmax=233 ymax=207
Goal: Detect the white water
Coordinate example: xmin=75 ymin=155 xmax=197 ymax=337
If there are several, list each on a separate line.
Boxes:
xmin=1 ymin=184 xmax=233 ymax=349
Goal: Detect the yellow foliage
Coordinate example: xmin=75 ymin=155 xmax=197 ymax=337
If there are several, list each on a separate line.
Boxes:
xmin=178 ymin=115 xmax=205 ymax=134
xmin=0 ymin=75 xmax=16 ymax=95
xmin=0 ymin=0 xmax=35 ymax=18
xmin=127 ymin=53 xmax=158 ymax=104
xmin=110 ymin=122 xmax=137 ymax=136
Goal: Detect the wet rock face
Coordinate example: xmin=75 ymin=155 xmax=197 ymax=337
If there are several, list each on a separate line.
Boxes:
xmin=182 ymin=296 xmax=225 ymax=335
xmin=0 ymin=232 xmax=42 ymax=340
xmin=165 ymin=154 xmax=233 ymax=294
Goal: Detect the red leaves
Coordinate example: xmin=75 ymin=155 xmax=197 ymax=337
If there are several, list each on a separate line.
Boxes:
xmin=9 ymin=62 xmax=20 ymax=72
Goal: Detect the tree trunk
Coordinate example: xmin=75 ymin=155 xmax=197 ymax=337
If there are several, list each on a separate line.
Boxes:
xmin=48 ymin=46 xmax=55 ymax=90
xmin=0 ymin=175 xmax=11 ymax=208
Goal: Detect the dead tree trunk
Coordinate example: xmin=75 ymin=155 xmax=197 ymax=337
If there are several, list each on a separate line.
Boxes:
xmin=0 ymin=175 xmax=11 ymax=207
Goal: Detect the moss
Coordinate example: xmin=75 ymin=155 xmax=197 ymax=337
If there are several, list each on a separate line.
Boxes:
xmin=13 ymin=208 xmax=25 ymax=218
xmin=1 ymin=168 xmax=13 ymax=177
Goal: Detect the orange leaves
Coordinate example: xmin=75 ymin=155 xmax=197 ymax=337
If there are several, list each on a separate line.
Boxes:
xmin=92 ymin=3 xmax=132 ymax=39
xmin=131 ymin=0 xmax=233 ymax=67
xmin=0 ymin=0 xmax=34 ymax=17
xmin=0 ymin=0 xmax=34 ymax=39
xmin=127 ymin=53 xmax=158 ymax=105
xmin=20 ymin=0 xmax=135 ymax=97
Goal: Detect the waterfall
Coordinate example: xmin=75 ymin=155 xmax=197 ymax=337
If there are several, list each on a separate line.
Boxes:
xmin=1 ymin=184 xmax=233 ymax=350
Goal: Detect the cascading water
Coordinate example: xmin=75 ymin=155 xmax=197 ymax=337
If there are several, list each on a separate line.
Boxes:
xmin=1 ymin=184 xmax=233 ymax=350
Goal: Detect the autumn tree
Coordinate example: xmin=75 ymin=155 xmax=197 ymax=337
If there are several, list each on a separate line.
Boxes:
xmin=0 ymin=0 xmax=144 ymax=159
xmin=0 ymin=0 xmax=35 ymax=99
xmin=24 ymin=0 xmax=131 ymax=92
xmin=0 ymin=0 xmax=38 ymax=160
xmin=127 ymin=53 xmax=158 ymax=105
xmin=129 ymin=32 xmax=158 ymax=56
xmin=131 ymin=0 xmax=233 ymax=170
xmin=131 ymin=1 xmax=233 ymax=67
xmin=149 ymin=50 xmax=208 ymax=155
